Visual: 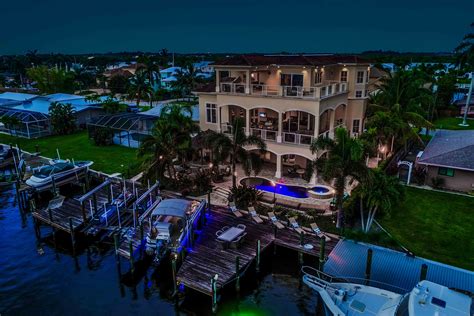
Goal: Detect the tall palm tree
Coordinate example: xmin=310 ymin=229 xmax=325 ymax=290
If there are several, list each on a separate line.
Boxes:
xmin=207 ymin=118 xmax=266 ymax=188
xmin=128 ymin=69 xmax=151 ymax=107
xmin=310 ymin=128 xmax=368 ymax=229
xmin=455 ymin=22 xmax=474 ymax=71
xmin=358 ymin=169 xmax=404 ymax=233
xmin=139 ymin=104 xmax=198 ymax=181
xmin=138 ymin=55 xmax=161 ymax=107
xmin=171 ymin=64 xmax=203 ymax=97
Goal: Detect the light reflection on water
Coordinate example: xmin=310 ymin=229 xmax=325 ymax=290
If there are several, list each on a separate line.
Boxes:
xmin=0 ymin=187 xmax=319 ymax=315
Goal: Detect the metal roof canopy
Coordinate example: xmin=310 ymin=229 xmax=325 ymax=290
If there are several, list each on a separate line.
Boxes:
xmin=88 ymin=113 xmax=157 ymax=132
xmin=323 ymin=240 xmax=474 ymax=294
xmin=151 ymin=199 xmax=192 ymax=218
xmin=0 ymin=108 xmax=49 ymax=123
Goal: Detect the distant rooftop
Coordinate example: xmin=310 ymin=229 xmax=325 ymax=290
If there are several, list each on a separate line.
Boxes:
xmin=212 ymin=54 xmax=370 ymax=67
xmin=0 ymin=92 xmax=38 ymax=101
xmin=418 ymin=129 xmax=474 ymax=171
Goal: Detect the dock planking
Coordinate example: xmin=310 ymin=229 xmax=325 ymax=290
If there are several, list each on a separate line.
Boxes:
xmin=176 ymin=205 xmax=339 ymax=296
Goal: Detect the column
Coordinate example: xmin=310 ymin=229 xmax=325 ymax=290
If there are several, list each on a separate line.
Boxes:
xmin=314 ymin=113 xmax=320 ymax=139
xmin=245 ymin=108 xmax=250 ymax=136
xmin=216 ymin=106 xmax=221 ymax=132
xmin=329 ymin=110 xmax=335 ymax=138
xmin=275 ymin=154 xmax=282 ymax=178
xmin=245 ymin=70 xmax=250 ymax=94
xmin=277 ymin=111 xmax=283 ymax=143
xmin=216 ymin=70 xmax=220 ymax=92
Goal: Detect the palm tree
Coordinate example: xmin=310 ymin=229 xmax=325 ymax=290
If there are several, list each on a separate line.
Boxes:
xmin=128 ymin=69 xmax=151 ymax=107
xmin=358 ymin=169 xmax=404 ymax=233
xmin=207 ymin=118 xmax=266 ymax=188
xmin=171 ymin=64 xmax=203 ymax=97
xmin=310 ymin=128 xmax=368 ymax=229
xmin=139 ymin=104 xmax=198 ymax=181
xmin=455 ymin=22 xmax=474 ymax=71
xmin=138 ymin=55 xmax=161 ymax=107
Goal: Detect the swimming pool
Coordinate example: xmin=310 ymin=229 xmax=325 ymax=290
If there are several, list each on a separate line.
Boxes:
xmin=240 ymin=177 xmax=334 ymax=199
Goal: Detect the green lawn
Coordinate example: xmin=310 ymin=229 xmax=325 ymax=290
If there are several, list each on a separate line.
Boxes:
xmin=434 ymin=117 xmax=474 ymax=130
xmin=0 ymin=131 xmax=141 ymax=175
xmin=380 ymin=187 xmax=474 ymax=270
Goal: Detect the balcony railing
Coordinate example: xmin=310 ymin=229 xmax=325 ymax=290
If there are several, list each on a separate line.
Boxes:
xmin=282 ymin=132 xmax=314 ymax=146
xmin=250 ymin=128 xmax=277 ymax=142
xmin=219 ymin=82 xmax=347 ymax=99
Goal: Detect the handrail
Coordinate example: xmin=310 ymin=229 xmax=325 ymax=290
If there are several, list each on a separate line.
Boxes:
xmin=134 ymin=181 xmax=159 ymax=205
xmin=78 ymin=179 xmax=111 ymax=203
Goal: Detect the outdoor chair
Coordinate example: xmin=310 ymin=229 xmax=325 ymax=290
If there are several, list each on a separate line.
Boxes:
xmin=248 ymin=206 xmax=263 ymax=224
xmin=229 ymin=202 xmax=243 ymax=218
xmin=222 ymin=226 xmax=230 ymax=232
xmin=310 ymin=223 xmax=331 ymax=242
xmin=238 ymin=232 xmax=247 ymax=247
xmin=268 ymin=212 xmax=284 ymax=229
xmin=216 ymin=238 xmax=228 ymax=250
xmin=215 ymin=230 xmax=223 ymax=237
xmin=237 ymin=224 xmax=246 ymax=230
xmin=288 ymin=217 xmax=305 ymax=235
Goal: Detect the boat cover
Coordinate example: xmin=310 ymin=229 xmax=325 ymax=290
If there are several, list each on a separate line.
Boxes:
xmin=151 ymin=199 xmax=191 ymax=218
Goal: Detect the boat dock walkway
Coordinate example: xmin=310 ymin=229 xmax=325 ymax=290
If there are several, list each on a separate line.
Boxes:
xmin=176 ymin=205 xmax=339 ymax=296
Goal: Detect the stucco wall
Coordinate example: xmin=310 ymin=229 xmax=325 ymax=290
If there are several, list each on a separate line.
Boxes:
xmin=426 ymin=166 xmax=474 ymax=192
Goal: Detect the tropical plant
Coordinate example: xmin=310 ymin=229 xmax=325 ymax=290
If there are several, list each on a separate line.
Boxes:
xmin=48 ymin=102 xmax=76 ymax=135
xmin=229 ymin=184 xmax=262 ymax=209
xmin=128 ymin=69 xmax=151 ymax=106
xmin=108 ymin=73 xmax=130 ymax=95
xmin=92 ymin=127 xmax=113 ymax=146
xmin=137 ymin=55 xmax=161 ymax=106
xmin=431 ymin=176 xmax=445 ymax=189
xmin=310 ymin=127 xmax=368 ymax=228
xmin=139 ymin=103 xmax=198 ymax=182
xmin=0 ymin=116 xmax=21 ymax=135
xmin=101 ymin=96 xmax=124 ymax=114
xmin=358 ymin=169 xmax=404 ymax=233
xmin=455 ymin=22 xmax=474 ymax=71
xmin=171 ymin=64 xmax=203 ymax=97
xmin=26 ymin=66 xmax=75 ymax=94
xmin=207 ymin=117 xmax=266 ymax=188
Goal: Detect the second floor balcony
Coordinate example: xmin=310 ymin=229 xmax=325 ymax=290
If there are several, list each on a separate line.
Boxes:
xmin=218 ymin=82 xmax=348 ymax=100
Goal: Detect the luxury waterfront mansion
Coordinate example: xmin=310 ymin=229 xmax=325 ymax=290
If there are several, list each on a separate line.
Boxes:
xmin=195 ymin=54 xmax=371 ymax=182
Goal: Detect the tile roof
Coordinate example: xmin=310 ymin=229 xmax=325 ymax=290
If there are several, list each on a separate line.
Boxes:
xmin=418 ymin=129 xmax=474 ymax=171
xmin=212 ymin=54 xmax=369 ymax=67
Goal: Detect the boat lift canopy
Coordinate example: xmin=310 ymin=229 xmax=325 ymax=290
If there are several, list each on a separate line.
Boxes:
xmin=151 ymin=199 xmax=191 ymax=218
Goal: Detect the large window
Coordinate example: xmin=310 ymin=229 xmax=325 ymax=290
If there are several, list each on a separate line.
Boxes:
xmin=340 ymin=70 xmax=348 ymax=82
xmin=438 ymin=167 xmax=454 ymax=177
xmin=357 ymin=71 xmax=364 ymax=84
xmin=281 ymin=74 xmax=303 ymax=86
xmin=315 ymin=71 xmax=323 ymax=84
xmin=206 ymin=103 xmax=217 ymax=123
xmin=352 ymin=119 xmax=360 ymax=133
xmin=355 ymin=90 xmax=362 ymax=98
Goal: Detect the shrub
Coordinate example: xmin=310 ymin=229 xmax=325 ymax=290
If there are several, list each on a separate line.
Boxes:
xmin=92 ymin=127 xmax=113 ymax=146
xmin=49 ymin=102 xmax=76 ymax=135
xmin=230 ymin=184 xmax=262 ymax=209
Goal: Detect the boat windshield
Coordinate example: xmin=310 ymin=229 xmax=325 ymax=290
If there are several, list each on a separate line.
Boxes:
xmin=395 ymin=294 xmax=410 ymax=316
xmin=34 ymin=163 xmax=74 ymax=178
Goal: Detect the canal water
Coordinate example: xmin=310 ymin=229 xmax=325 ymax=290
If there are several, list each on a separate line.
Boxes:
xmin=0 ymin=187 xmax=319 ymax=315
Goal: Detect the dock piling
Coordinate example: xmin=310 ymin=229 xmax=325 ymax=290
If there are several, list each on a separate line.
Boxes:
xmin=171 ymin=253 xmax=178 ymax=296
xmin=365 ymin=248 xmax=373 ymax=285
xmin=69 ymin=217 xmax=76 ymax=257
xmin=211 ymin=274 xmax=218 ymax=314
xmin=256 ymin=240 xmax=261 ymax=273
xmin=129 ymin=240 xmax=134 ymax=275
xmin=235 ymin=256 xmax=240 ymax=293
xmin=319 ymin=237 xmax=326 ymax=270
xmin=420 ymin=263 xmax=428 ymax=281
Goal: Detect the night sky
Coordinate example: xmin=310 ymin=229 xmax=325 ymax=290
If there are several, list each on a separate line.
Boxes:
xmin=1 ymin=0 xmax=472 ymax=54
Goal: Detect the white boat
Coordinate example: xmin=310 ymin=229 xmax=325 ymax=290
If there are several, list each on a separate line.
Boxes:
xmin=26 ymin=160 xmax=93 ymax=190
xmin=302 ymin=267 xmax=473 ymax=316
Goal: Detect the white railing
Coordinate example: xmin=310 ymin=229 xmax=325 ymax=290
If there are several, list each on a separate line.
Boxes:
xmin=319 ymin=124 xmax=346 ymax=139
xmin=250 ymin=128 xmax=277 ymax=142
xmin=282 ymin=132 xmax=314 ymax=146
xmin=219 ymin=82 xmax=348 ymax=100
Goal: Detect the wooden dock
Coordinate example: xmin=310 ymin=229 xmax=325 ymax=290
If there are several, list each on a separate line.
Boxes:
xmin=176 ymin=205 xmax=339 ymax=296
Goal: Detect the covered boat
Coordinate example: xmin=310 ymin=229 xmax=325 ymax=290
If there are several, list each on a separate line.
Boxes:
xmin=26 ymin=160 xmax=93 ymax=190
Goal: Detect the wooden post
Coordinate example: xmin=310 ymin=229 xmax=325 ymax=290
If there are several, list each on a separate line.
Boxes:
xmin=171 ymin=254 xmax=178 ymax=296
xmin=92 ymin=193 xmax=98 ymax=215
xmin=129 ymin=240 xmax=134 ymax=276
xmin=69 ymin=217 xmax=76 ymax=257
xmin=299 ymin=231 xmax=304 ymax=246
xmin=85 ymin=171 xmax=90 ymax=191
xmin=113 ymin=233 xmax=122 ymax=276
xmin=33 ymin=217 xmax=41 ymax=239
xmin=235 ymin=256 xmax=240 ymax=293
xmin=107 ymin=183 xmax=112 ymax=203
xmin=319 ymin=237 xmax=326 ymax=270
xmin=420 ymin=263 xmax=428 ymax=281
xmin=81 ymin=202 xmax=87 ymax=222
xmin=365 ymin=248 xmax=373 ymax=285
xmin=256 ymin=240 xmax=261 ymax=273
xmin=211 ymin=275 xmax=218 ymax=314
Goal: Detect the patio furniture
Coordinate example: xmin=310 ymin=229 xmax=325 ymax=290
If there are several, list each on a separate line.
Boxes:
xmin=216 ymin=230 xmax=223 ymax=237
xmin=217 ymin=227 xmax=245 ymax=242
xmin=288 ymin=217 xmax=305 ymax=235
xmin=229 ymin=202 xmax=243 ymax=218
xmin=237 ymin=224 xmax=246 ymax=230
xmin=222 ymin=226 xmax=230 ymax=231
xmin=296 ymin=168 xmax=305 ymax=177
xmin=310 ymin=223 xmax=331 ymax=242
xmin=248 ymin=206 xmax=263 ymax=224
xmin=268 ymin=212 xmax=284 ymax=229
xmin=216 ymin=238 xmax=228 ymax=250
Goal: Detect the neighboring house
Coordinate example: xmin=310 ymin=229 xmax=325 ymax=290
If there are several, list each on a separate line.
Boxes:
xmin=194 ymin=54 xmax=371 ymax=182
xmin=160 ymin=66 xmax=182 ymax=90
xmin=193 ymin=61 xmax=214 ymax=79
xmin=417 ymin=129 xmax=474 ymax=192
xmin=0 ymin=92 xmax=108 ymax=138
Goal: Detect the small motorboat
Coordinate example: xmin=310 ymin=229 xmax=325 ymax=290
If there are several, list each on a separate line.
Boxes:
xmin=302 ymin=267 xmax=473 ymax=315
xmin=26 ymin=160 xmax=93 ymax=190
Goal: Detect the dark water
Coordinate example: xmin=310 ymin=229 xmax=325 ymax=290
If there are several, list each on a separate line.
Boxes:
xmin=0 ymin=187 xmax=319 ymax=316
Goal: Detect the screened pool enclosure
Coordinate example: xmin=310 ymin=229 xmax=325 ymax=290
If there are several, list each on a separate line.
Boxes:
xmin=87 ymin=113 xmax=157 ymax=148
xmin=0 ymin=109 xmax=51 ymax=138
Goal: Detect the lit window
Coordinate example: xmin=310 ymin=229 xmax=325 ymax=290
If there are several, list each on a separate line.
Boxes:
xmin=355 ymin=91 xmax=362 ymax=98
xmin=357 ymin=71 xmax=364 ymax=84
xmin=206 ymin=103 xmax=217 ymax=123
xmin=438 ymin=167 xmax=454 ymax=177
xmin=315 ymin=71 xmax=322 ymax=84
xmin=340 ymin=70 xmax=348 ymax=82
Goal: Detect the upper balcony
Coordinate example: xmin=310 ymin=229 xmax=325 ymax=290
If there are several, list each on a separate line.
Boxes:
xmin=218 ymin=81 xmax=348 ymax=100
